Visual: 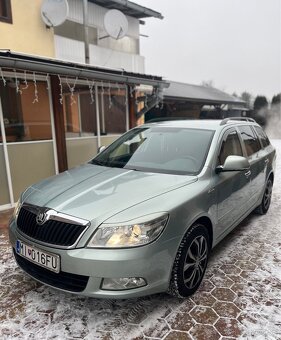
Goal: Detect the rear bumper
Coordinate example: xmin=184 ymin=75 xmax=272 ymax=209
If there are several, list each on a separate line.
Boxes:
xmin=9 ymin=220 xmax=181 ymax=299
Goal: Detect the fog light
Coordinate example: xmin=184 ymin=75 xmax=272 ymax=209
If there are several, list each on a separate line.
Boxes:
xmin=101 ymin=277 xmax=147 ymax=290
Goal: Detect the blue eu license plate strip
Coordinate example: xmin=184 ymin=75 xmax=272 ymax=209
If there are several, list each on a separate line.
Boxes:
xmin=15 ymin=240 xmax=60 ymax=273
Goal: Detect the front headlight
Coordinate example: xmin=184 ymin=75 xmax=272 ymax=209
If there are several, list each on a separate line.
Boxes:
xmin=87 ymin=213 xmax=169 ymax=248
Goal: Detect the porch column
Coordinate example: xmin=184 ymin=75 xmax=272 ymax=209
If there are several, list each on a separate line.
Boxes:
xmin=50 ymin=75 xmax=68 ymax=172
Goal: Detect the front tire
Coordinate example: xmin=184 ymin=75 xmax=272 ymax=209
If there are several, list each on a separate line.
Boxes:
xmin=255 ymin=178 xmax=273 ymax=215
xmin=168 ymin=224 xmax=210 ymax=298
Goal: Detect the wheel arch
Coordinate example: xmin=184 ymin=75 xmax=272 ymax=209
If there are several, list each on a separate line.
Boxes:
xmin=192 ymin=216 xmax=214 ymax=249
xmin=268 ymin=171 xmax=274 ymax=183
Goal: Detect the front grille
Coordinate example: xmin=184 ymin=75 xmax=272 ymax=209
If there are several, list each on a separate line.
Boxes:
xmin=13 ymin=250 xmax=89 ymax=292
xmin=17 ymin=207 xmax=87 ymax=247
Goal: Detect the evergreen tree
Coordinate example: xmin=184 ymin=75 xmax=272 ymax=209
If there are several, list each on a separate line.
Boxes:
xmin=271 ymin=93 xmax=281 ymax=106
xmin=254 ymin=96 xmax=268 ymax=111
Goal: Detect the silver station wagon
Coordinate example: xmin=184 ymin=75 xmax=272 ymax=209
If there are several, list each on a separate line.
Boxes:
xmin=9 ymin=118 xmax=276 ymax=298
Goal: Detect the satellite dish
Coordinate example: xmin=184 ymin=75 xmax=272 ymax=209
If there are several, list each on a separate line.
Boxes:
xmin=104 ymin=9 xmax=128 ymax=39
xmin=41 ymin=0 xmax=69 ymax=27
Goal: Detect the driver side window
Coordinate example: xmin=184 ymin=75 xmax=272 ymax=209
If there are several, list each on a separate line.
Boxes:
xmin=218 ymin=130 xmax=243 ymax=165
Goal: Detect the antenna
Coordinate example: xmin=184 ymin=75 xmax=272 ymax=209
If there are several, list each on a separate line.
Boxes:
xmin=104 ymin=9 xmax=129 ymax=40
xmin=41 ymin=0 xmax=69 ymax=27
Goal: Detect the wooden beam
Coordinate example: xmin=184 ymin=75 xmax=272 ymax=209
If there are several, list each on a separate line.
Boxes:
xmin=128 ymin=85 xmax=137 ymax=129
xmin=50 ymin=75 xmax=68 ymax=172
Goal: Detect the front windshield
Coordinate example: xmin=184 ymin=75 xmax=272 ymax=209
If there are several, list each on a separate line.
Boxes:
xmin=91 ymin=127 xmax=214 ymax=175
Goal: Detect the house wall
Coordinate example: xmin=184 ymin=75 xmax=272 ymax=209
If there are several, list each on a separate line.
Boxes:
xmin=0 ymin=0 xmax=55 ymax=57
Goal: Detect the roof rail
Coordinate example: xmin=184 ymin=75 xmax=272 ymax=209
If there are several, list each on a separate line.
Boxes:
xmin=220 ymin=117 xmax=256 ymax=125
xmin=146 ymin=117 xmax=194 ymax=123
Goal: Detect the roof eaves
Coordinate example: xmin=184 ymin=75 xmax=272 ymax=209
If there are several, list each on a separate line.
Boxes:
xmin=164 ymin=95 xmax=245 ymax=106
xmin=0 ymin=50 xmax=169 ymax=88
xmin=89 ymin=0 xmax=163 ymax=19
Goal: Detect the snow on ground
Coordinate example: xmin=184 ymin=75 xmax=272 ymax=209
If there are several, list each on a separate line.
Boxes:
xmin=0 ymin=140 xmax=280 ymax=340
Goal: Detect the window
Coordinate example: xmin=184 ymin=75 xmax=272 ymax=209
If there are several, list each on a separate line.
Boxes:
xmin=98 ymin=87 xmax=127 ymax=135
xmin=0 ymin=80 xmax=52 ymax=142
xmin=63 ymin=84 xmax=127 ymax=138
xmin=238 ymin=125 xmax=261 ymax=157
xmin=63 ymin=87 xmax=98 ymax=137
xmin=0 ymin=0 xmax=12 ymax=23
xmin=218 ymin=130 xmax=243 ymax=165
xmin=254 ymin=126 xmax=270 ymax=148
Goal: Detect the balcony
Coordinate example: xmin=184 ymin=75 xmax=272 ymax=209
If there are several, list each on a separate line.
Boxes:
xmin=54 ymin=35 xmax=145 ymax=73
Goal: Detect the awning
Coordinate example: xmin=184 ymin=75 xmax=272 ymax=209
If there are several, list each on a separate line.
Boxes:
xmin=0 ymin=50 xmax=168 ymax=89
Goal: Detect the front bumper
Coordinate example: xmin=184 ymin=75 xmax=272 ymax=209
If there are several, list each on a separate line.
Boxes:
xmin=9 ymin=219 xmax=181 ymax=299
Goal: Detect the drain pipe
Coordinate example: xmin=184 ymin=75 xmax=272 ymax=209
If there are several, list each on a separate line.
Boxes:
xmin=83 ymin=0 xmax=90 ymax=64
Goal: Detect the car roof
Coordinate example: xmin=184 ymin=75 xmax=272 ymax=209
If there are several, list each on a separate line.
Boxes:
xmin=142 ymin=119 xmax=259 ymax=131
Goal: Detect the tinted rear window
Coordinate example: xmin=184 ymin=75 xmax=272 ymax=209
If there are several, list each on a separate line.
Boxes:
xmin=238 ymin=125 xmax=261 ymax=156
xmin=254 ymin=126 xmax=270 ymax=148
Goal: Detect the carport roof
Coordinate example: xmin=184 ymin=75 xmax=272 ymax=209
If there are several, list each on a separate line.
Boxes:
xmin=164 ymin=81 xmax=245 ymax=105
xmin=89 ymin=0 xmax=163 ymax=19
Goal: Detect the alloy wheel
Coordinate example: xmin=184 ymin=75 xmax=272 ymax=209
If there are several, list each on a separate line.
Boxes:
xmin=264 ymin=180 xmax=273 ymax=210
xmin=183 ymin=235 xmax=208 ymax=289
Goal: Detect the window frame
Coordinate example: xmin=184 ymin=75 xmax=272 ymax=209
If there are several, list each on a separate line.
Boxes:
xmin=217 ymin=128 xmax=244 ymax=166
xmin=0 ymin=71 xmax=54 ymax=143
xmin=0 ymin=0 xmax=13 ymax=24
xmin=253 ymin=125 xmax=270 ymax=148
xmin=237 ymin=124 xmax=262 ymax=158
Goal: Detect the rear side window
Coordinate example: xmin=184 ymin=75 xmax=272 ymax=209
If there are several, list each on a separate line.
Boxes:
xmin=254 ymin=126 xmax=270 ymax=148
xmin=218 ymin=130 xmax=243 ymax=165
xmin=238 ymin=125 xmax=261 ymax=156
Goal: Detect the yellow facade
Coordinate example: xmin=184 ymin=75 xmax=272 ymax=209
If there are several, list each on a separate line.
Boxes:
xmin=0 ymin=0 xmax=55 ymax=57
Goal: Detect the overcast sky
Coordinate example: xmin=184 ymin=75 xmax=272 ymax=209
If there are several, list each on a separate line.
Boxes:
xmin=136 ymin=0 xmax=281 ymax=99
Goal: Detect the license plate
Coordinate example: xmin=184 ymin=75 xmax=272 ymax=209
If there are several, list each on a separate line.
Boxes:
xmin=15 ymin=240 xmax=60 ymax=273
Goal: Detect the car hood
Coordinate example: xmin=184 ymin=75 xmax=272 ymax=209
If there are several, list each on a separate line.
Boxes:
xmin=23 ymin=164 xmax=197 ymax=222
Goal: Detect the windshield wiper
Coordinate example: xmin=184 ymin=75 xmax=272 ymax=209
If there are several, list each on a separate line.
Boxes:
xmin=91 ymin=159 xmax=106 ymax=166
xmin=124 ymin=166 xmax=141 ymax=172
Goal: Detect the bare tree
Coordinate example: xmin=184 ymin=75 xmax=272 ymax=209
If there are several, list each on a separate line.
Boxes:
xmin=240 ymin=91 xmax=252 ymax=109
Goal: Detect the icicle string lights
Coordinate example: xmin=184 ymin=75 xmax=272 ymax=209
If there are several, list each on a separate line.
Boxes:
xmin=130 ymin=85 xmax=135 ymax=98
xmin=0 ymin=68 xmax=6 ymax=86
xmin=32 ymin=72 xmax=39 ymax=104
xmin=66 ymin=76 xmax=78 ymax=105
xmin=87 ymin=79 xmax=95 ymax=104
xmin=58 ymin=75 xmax=63 ymax=105
xmin=22 ymin=70 xmax=29 ymax=91
xmin=14 ymin=69 xmax=22 ymax=95
xmin=1 ymin=67 xmax=145 ymax=112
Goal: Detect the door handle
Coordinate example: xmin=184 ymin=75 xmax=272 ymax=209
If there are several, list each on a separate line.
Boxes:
xmin=264 ymin=158 xmax=269 ymax=164
xmin=244 ymin=170 xmax=251 ymax=178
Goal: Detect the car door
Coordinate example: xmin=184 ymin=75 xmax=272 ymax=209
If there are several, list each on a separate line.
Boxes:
xmin=214 ymin=128 xmax=251 ymax=238
xmin=237 ymin=125 xmax=264 ymax=208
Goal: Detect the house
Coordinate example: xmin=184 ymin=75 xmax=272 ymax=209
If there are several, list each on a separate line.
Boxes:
xmin=0 ymin=0 xmax=167 ymax=211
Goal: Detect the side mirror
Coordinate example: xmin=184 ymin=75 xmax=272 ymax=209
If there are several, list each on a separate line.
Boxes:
xmin=98 ymin=145 xmax=106 ymax=153
xmin=216 ymin=155 xmax=250 ymax=173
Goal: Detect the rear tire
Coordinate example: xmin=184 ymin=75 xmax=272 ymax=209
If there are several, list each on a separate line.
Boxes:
xmin=168 ymin=224 xmax=210 ymax=298
xmin=255 ymin=178 xmax=273 ymax=215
